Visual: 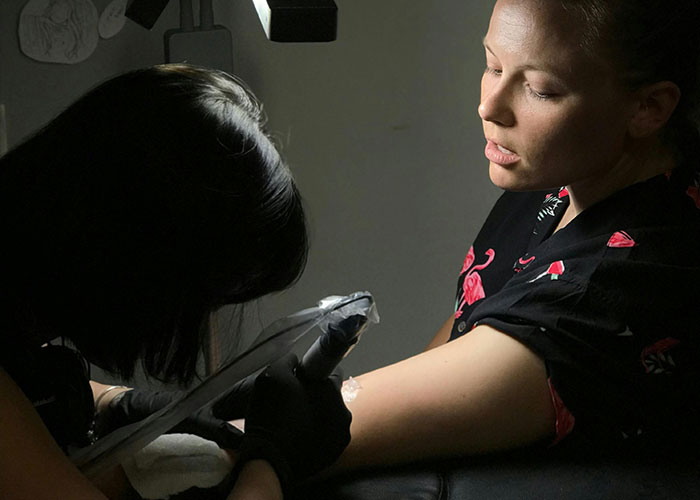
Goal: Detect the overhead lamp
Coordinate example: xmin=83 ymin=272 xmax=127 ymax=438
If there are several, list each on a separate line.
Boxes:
xmin=125 ymin=0 xmax=338 ymax=42
xmin=251 ymin=0 xmax=337 ymax=42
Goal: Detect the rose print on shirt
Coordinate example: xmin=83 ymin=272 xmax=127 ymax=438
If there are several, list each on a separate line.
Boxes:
xmin=455 ymin=246 xmax=495 ymax=318
xmin=607 ymin=231 xmax=637 ymax=248
xmin=528 ymin=260 xmax=565 ymax=283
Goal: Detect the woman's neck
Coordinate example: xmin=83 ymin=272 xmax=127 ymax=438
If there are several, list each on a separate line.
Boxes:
xmin=555 ymin=139 xmax=675 ymax=232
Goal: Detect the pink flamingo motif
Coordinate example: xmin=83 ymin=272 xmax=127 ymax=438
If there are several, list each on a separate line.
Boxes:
xmin=455 ymin=247 xmax=495 ymax=318
xmin=514 ymin=255 xmax=536 ymax=273
xmin=518 ymin=256 xmax=536 ymax=266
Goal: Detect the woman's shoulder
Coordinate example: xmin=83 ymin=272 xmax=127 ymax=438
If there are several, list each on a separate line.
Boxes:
xmin=589 ymin=174 xmax=700 ymax=230
xmin=476 ymin=176 xmax=700 ymax=308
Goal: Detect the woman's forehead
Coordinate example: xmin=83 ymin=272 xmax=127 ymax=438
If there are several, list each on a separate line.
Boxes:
xmin=486 ymin=0 xmax=605 ymax=80
xmin=487 ymin=0 xmax=582 ymax=53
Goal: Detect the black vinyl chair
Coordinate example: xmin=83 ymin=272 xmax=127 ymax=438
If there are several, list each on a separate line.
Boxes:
xmin=295 ymin=448 xmax=700 ymax=500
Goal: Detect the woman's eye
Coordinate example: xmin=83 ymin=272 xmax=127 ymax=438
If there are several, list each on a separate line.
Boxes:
xmin=526 ymin=84 xmax=556 ymax=101
xmin=484 ymin=66 xmax=502 ymax=76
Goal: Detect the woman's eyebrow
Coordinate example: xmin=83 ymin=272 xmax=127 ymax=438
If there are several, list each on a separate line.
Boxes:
xmin=482 ymin=38 xmax=568 ymax=83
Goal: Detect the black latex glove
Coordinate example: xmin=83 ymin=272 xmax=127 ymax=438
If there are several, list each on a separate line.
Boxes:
xmin=238 ymin=353 xmax=352 ymax=491
xmin=211 ymin=373 xmax=256 ymax=420
xmin=96 ymin=374 xmax=256 ymax=450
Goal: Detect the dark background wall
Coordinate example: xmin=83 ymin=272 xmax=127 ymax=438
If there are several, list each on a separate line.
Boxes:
xmin=0 ymin=0 xmax=500 ymax=382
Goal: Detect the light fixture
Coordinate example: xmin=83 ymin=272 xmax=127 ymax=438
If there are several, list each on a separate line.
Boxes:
xmin=251 ymin=0 xmax=337 ymax=42
xmin=125 ymin=0 xmax=338 ymax=42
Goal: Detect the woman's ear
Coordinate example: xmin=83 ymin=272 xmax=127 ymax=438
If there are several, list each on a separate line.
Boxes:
xmin=628 ymin=81 xmax=681 ymax=138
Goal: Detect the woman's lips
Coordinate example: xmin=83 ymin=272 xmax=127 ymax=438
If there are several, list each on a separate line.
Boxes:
xmin=485 ymin=140 xmax=521 ymax=165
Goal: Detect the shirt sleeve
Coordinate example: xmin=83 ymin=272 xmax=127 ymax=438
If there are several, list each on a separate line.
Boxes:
xmin=466 ymin=251 xmax=700 ymax=453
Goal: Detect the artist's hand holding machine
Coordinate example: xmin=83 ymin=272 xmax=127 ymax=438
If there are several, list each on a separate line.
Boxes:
xmin=93 ymin=293 xmax=378 ymax=495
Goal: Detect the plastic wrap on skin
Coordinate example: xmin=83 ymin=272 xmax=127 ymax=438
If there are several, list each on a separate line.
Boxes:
xmin=341 ymin=377 xmax=362 ymax=403
xmin=71 ymin=291 xmax=377 ymax=480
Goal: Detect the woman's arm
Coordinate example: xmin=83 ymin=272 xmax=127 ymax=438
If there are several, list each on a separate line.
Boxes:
xmin=424 ymin=314 xmax=456 ymax=351
xmin=333 ymin=324 xmax=556 ymax=471
xmin=0 ymin=368 xmax=109 ymax=499
xmin=227 ymin=460 xmax=283 ymax=500
xmin=90 ymin=381 xmax=131 ymax=413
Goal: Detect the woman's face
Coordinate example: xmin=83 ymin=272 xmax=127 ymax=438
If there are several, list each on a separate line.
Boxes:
xmin=479 ymin=0 xmax=635 ymax=192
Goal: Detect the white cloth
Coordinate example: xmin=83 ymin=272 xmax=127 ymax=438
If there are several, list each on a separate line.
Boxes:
xmin=121 ymin=433 xmax=233 ymax=499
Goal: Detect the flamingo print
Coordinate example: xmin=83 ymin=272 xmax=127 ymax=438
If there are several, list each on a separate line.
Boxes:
xmin=513 ymin=254 xmax=536 ymax=273
xmin=455 ymin=247 xmax=495 ymax=318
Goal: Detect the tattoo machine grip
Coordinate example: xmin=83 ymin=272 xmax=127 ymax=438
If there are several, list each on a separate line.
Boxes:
xmin=297 ymin=294 xmax=378 ymax=380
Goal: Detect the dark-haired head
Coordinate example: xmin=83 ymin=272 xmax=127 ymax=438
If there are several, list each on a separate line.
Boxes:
xmin=0 ymin=64 xmax=308 ymax=385
xmin=558 ymin=0 xmax=700 ymax=182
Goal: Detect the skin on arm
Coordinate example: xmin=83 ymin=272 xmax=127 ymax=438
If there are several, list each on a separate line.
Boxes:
xmin=0 ymin=368 xmax=109 ymax=500
xmin=227 ymin=460 xmax=283 ymax=500
xmin=90 ymin=381 xmax=132 ymax=413
xmin=333 ymin=324 xmax=556 ymax=471
xmin=424 ymin=314 xmax=456 ymax=351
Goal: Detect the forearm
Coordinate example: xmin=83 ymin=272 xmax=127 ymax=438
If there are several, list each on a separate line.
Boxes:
xmin=227 ymin=460 xmax=283 ymax=500
xmin=91 ymin=465 xmax=139 ymax=500
xmin=90 ymin=381 xmax=132 ymax=414
xmin=331 ymin=326 xmax=555 ymax=472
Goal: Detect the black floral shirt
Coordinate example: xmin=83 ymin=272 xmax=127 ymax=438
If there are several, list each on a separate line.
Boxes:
xmin=450 ymin=175 xmax=700 ymax=454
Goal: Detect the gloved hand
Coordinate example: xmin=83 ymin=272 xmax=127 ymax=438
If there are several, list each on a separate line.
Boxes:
xmin=237 ymin=353 xmax=352 ymax=491
xmin=96 ymin=374 xmax=257 ymax=450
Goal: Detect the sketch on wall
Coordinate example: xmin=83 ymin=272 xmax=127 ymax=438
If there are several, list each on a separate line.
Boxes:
xmin=18 ymin=0 xmax=99 ymax=64
xmin=98 ymin=0 xmax=127 ymax=40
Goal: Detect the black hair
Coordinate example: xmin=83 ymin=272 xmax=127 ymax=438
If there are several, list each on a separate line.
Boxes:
xmin=559 ymin=0 xmax=700 ymax=183
xmin=0 ymin=64 xmax=308 ymax=385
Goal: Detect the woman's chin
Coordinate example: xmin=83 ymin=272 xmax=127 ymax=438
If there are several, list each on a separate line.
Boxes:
xmin=488 ymin=162 xmax=553 ymax=193
xmin=489 ymin=163 xmax=525 ymax=191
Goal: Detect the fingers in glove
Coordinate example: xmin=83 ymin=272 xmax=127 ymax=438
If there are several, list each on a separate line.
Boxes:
xmin=211 ymin=372 xmax=257 ymax=420
xmin=107 ymin=389 xmax=244 ymax=450
xmin=264 ymin=353 xmax=299 ymax=380
xmin=95 ymin=389 xmax=176 ymax=437
xmin=242 ymin=351 xmax=352 ymax=484
xmin=328 ymin=367 xmax=344 ymax=391
xmin=171 ymin=412 xmax=244 ymax=450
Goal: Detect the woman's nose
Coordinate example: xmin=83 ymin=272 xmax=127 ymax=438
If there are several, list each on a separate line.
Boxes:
xmin=479 ymin=82 xmax=515 ymax=127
